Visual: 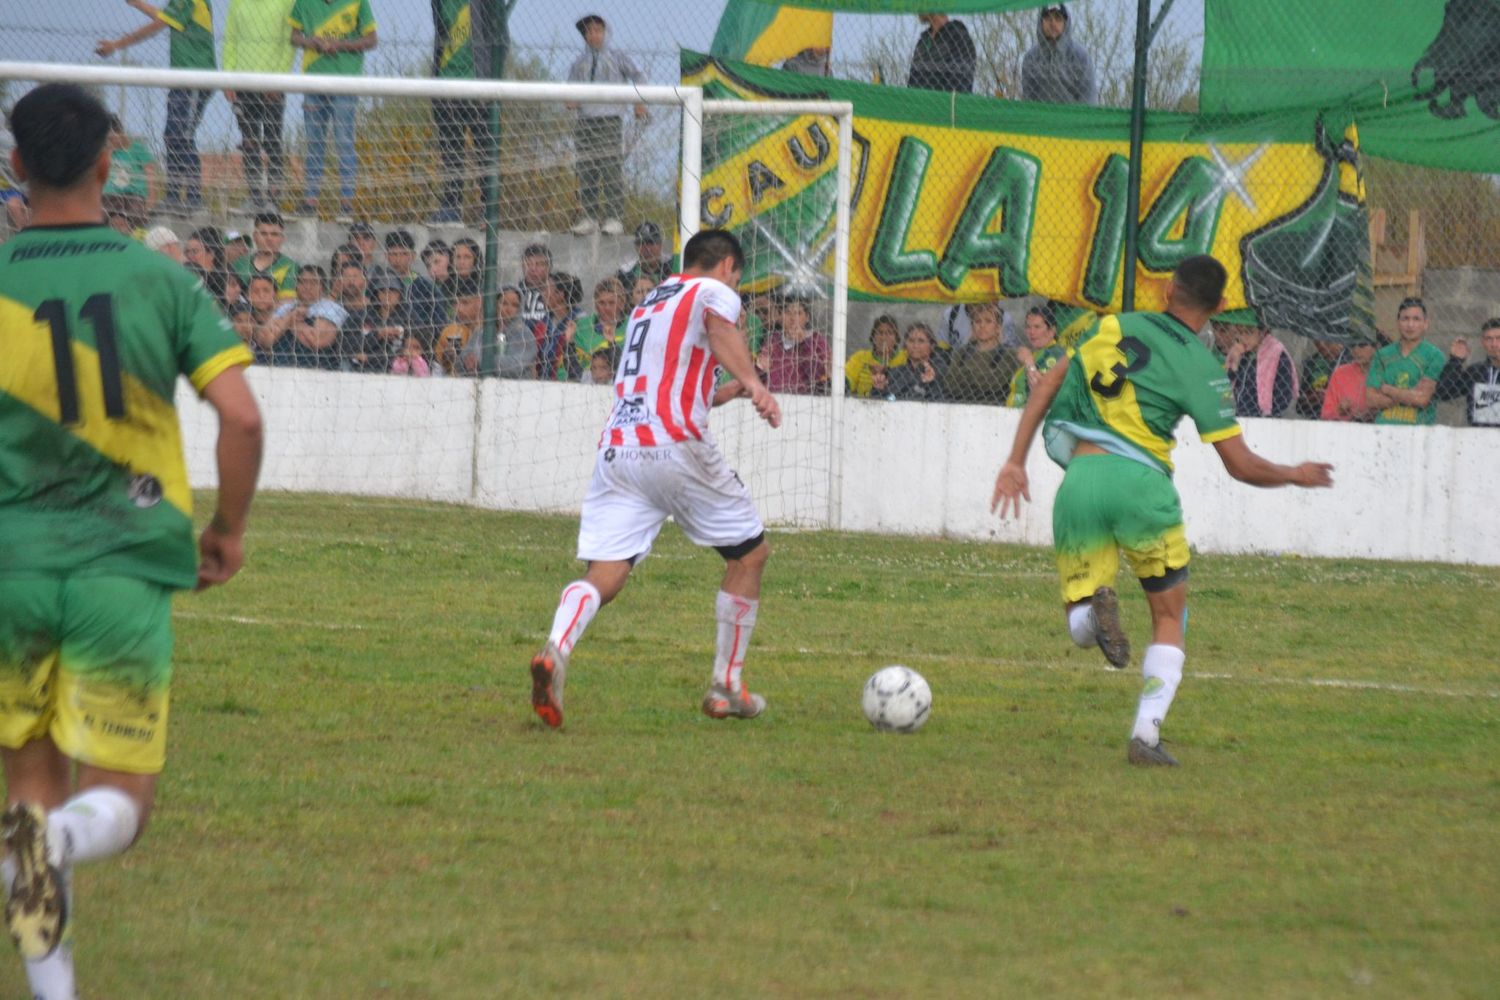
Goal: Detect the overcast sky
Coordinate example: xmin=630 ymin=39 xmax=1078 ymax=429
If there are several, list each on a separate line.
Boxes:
xmin=1 ymin=1 xmax=1203 ymax=147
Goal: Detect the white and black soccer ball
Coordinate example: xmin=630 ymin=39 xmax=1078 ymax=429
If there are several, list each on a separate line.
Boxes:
xmin=862 ymin=666 xmax=932 ymax=733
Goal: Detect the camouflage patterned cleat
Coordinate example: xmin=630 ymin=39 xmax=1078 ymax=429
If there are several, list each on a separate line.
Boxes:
xmin=529 ymin=641 xmax=568 ymax=729
xmin=701 ymin=683 xmax=766 ymax=720
xmin=1128 ymin=737 xmax=1179 ymax=767
xmin=1092 ymin=587 xmax=1131 ymax=669
xmin=2 ymin=803 xmax=66 ymax=960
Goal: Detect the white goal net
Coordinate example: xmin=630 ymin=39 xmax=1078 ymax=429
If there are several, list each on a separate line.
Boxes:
xmin=0 ymin=63 xmax=852 ymax=529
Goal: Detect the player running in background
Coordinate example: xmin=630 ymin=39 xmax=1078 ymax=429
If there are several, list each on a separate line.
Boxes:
xmin=0 ymin=84 xmax=262 ymax=999
xmin=990 ymin=255 xmax=1332 ymax=767
xmin=530 ymin=229 xmax=781 ymax=728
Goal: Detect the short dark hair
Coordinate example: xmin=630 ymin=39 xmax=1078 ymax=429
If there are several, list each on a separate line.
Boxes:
xmin=339 ymin=260 xmax=365 ymax=275
xmin=421 ymin=239 xmax=451 ymax=263
xmin=247 ymin=274 xmax=277 ymax=291
xmin=869 ymin=313 xmax=899 ymax=344
xmin=8 ymin=83 xmax=111 ymax=190
xmin=1481 ymin=317 xmax=1500 ymax=334
xmin=331 ymin=243 xmax=361 ymax=271
xmin=522 ymin=242 xmax=552 ymax=263
xmin=253 ymin=211 xmax=284 ymax=230
xmin=547 ymin=271 xmax=583 ymax=310
xmin=1027 ymin=304 xmax=1057 ymax=329
xmin=1172 ymin=255 xmax=1228 ymax=312
xmin=301 ymin=264 xmax=328 ymax=290
xmin=1397 ymin=296 xmax=1427 ymax=318
xmin=385 ymin=229 xmax=415 ymax=250
xmin=682 ymin=229 xmax=745 ymax=272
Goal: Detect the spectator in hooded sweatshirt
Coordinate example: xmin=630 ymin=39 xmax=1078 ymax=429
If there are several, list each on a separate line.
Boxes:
xmin=1021 ymin=4 xmax=1097 ymax=105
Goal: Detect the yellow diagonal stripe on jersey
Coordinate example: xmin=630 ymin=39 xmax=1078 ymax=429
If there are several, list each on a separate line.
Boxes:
xmin=1075 ymin=316 xmax=1168 ymax=471
xmin=442 ymin=6 xmax=471 ymax=70
xmin=0 ymin=294 xmax=192 ymax=517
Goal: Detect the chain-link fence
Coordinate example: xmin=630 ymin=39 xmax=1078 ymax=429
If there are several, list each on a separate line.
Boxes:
xmin=3 ymin=1 xmax=1496 ymax=429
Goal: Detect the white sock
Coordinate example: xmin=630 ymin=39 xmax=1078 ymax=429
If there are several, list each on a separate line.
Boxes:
xmin=1067 ymin=603 xmax=1097 ymax=648
xmin=712 ymin=591 xmax=758 ymax=690
xmin=3 ymin=855 xmax=77 ymax=1000
xmin=1131 ymin=644 xmax=1186 ymax=746
xmin=547 ymin=580 xmax=601 ymax=656
xmin=48 ymin=788 xmax=140 ymax=867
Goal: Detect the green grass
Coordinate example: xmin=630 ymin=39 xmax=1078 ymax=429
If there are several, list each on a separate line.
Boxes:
xmin=17 ymin=493 xmax=1499 ymax=998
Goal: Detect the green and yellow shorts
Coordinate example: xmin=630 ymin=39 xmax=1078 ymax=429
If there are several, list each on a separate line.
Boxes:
xmin=0 ymin=575 xmax=174 ymax=774
xmin=1052 ymin=454 xmax=1190 ymax=605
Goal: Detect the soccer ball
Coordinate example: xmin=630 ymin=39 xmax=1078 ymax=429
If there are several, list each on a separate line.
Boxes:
xmin=862 ymin=666 xmax=932 ymax=733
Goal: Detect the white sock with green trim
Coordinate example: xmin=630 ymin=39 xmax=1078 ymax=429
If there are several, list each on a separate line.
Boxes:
xmin=2 ymin=855 xmax=76 ymax=1000
xmin=47 ymin=787 xmax=139 ymax=867
xmin=1131 ymin=644 xmax=1185 ymax=746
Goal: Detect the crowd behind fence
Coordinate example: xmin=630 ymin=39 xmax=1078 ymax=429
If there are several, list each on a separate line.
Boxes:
xmin=2 ymin=0 xmax=1497 ymax=429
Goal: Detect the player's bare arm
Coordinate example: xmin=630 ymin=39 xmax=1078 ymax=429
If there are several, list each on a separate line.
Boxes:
xmin=706 ymin=311 xmax=781 ymax=428
xmin=991 ymin=353 xmax=1071 ymax=517
xmin=197 ymin=367 xmax=264 ymax=590
xmin=1212 ymin=433 xmax=1333 ymax=489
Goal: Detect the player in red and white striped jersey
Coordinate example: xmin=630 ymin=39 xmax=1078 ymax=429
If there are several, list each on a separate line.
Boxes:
xmin=530 ymin=230 xmax=782 ymax=728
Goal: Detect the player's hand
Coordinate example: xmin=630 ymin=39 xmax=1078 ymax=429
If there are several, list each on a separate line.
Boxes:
xmin=991 ymin=461 xmax=1029 ymax=518
xmin=196 ymin=520 xmax=245 ymax=590
xmin=95 ymin=39 xmax=118 ymax=58
xmin=1293 ymin=462 xmax=1334 ymax=488
xmin=749 ymin=383 xmax=781 ymax=429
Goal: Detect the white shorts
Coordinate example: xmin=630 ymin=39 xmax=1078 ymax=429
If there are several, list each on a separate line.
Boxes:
xmin=576 ymin=441 xmax=765 ymax=563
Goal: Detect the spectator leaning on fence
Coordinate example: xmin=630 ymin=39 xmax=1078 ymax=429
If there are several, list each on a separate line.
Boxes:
xmin=233 ymin=212 xmax=299 ymax=300
xmin=1297 ymin=338 xmax=1345 ymax=418
xmin=224 ymin=0 xmax=296 ymax=212
xmin=1436 ymin=318 xmax=1500 ymax=427
xmin=944 ymin=302 xmax=1021 ymax=405
xmin=430 ymin=0 xmax=498 ymax=224
xmin=1021 ymin=4 xmax=1097 ymax=105
xmin=1366 ymin=297 xmax=1446 ymax=425
xmin=618 ymin=221 xmax=673 ymax=288
xmin=567 ymin=14 xmax=647 ymax=237
xmin=1008 ymin=305 xmax=1066 ymax=408
xmin=96 ymin=0 xmax=215 ymax=213
xmin=1224 ymin=324 xmax=1298 ymax=418
xmin=1320 ymin=334 xmax=1377 ymax=422
xmin=908 ymin=14 xmax=976 ymax=93
xmin=290 ymin=0 xmax=378 ymax=222
xmin=845 ymin=314 xmax=907 ymax=399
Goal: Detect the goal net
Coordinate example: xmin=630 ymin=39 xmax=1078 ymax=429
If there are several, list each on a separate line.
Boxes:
xmin=0 ymin=63 xmax=853 ymax=529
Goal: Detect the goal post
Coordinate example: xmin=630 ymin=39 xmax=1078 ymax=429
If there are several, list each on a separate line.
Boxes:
xmin=0 ymin=62 xmax=853 ymax=530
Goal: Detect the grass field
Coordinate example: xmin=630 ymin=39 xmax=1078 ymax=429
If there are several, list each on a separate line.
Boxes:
xmin=15 ymin=492 xmax=1498 ymax=998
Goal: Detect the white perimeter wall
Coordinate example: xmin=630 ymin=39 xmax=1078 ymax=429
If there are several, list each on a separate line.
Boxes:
xmin=178 ymin=369 xmax=1500 ymax=566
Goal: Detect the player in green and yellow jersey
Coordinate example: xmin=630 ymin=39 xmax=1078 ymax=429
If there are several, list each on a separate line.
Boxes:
xmin=0 ymin=85 xmax=262 ymax=999
xmin=991 ymin=256 xmax=1332 ymax=767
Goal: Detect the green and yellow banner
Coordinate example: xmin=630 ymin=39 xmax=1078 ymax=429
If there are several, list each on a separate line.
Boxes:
xmin=711 ymin=1 xmax=833 ymax=67
xmin=1203 ymin=0 xmax=1500 ymax=174
xmin=686 ymin=52 xmax=1374 ymax=341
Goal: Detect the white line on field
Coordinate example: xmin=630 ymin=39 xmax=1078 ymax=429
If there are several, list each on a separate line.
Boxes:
xmin=174 ymin=611 xmax=368 ymax=631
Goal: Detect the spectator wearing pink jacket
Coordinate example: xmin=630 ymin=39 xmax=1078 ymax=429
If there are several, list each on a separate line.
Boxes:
xmin=754 ymin=295 xmax=829 ymax=395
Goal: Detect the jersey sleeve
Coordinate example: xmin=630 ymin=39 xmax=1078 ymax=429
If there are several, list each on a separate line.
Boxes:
xmin=699 ymin=280 xmax=741 ymax=326
xmin=157 ymin=0 xmax=189 ymax=32
xmin=172 ymin=268 xmax=252 ymax=392
xmin=1182 ymin=346 xmax=1240 ymax=443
